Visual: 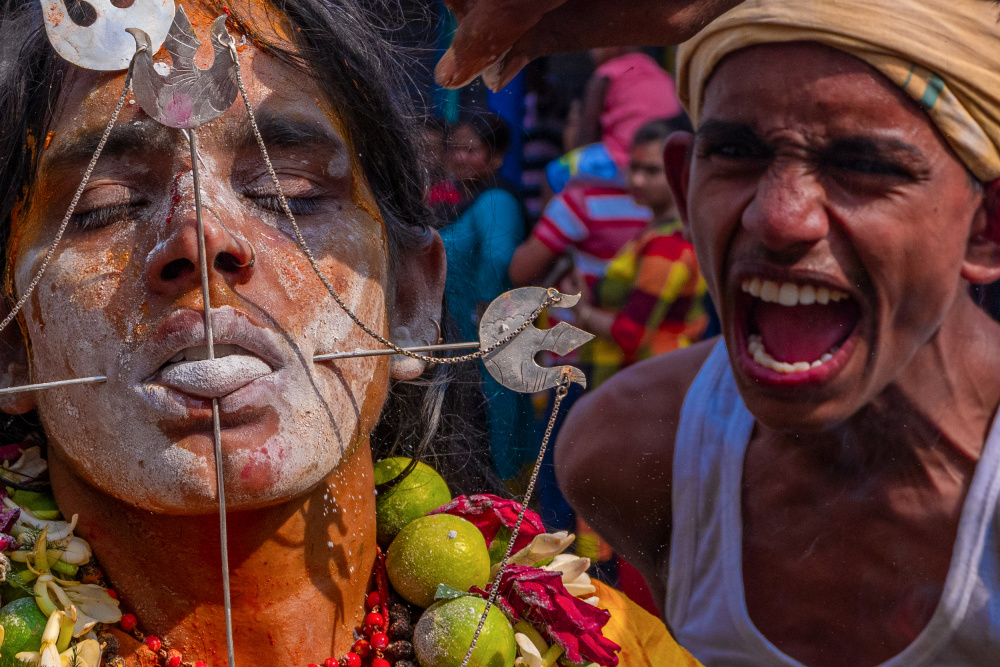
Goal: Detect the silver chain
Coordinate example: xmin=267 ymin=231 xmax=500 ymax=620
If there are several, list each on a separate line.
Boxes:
xmin=231 ymin=59 xmax=558 ymax=365
xmin=459 ymin=374 xmax=572 ymax=667
xmin=0 ymin=73 xmax=133 ymax=336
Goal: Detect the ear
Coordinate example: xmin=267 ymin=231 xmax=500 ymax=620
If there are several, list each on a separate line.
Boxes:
xmin=488 ymin=153 xmax=505 ymax=173
xmin=664 ymin=132 xmax=695 ymax=233
xmin=962 ymin=179 xmax=1000 ymax=285
xmin=0 ymin=309 xmax=34 ymax=415
xmin=388 ymin=229 xmax=447 ymax=380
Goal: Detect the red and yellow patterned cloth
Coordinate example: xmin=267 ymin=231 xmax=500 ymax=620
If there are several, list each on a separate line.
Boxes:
xmin=582 ymin=220 xmax=709 ymax=388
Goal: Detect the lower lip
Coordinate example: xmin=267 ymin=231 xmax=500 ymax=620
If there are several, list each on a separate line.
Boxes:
xmin=136 ymin=368 xmax=285 ymax=418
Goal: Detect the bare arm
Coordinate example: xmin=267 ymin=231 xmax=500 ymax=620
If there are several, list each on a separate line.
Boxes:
xmin=435 ymin=0 xmax=746 ymax=90
xmin=554 ymin=339 xmax=716 ymax=609
xmin=509 ymin=236 xmax=559 ymax=286
xmin=574 ymin=76 xmax=608 ymax=149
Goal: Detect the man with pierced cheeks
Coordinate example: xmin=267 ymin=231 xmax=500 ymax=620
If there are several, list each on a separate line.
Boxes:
xmin=0 ymin=0 xmax=453 ymax=663
xmin=557 ymin=0 xmax=1000 ymax=665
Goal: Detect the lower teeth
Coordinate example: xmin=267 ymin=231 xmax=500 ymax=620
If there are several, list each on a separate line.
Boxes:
xmin=747 ymin=335 xmax=833 ymax=374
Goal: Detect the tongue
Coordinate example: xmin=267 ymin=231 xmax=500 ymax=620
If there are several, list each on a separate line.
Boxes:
xmin=755 ymin=300 xmax=860 ymax=363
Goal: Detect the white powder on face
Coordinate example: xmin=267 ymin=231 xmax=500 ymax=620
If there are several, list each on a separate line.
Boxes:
xmin=19 ymin=165 xmax=391 ymax=515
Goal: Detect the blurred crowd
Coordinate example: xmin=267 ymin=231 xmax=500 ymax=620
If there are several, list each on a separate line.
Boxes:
xmin=421 ymin=46 xmax=718 ymax=612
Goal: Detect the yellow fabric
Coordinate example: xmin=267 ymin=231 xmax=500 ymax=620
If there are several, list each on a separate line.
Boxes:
xmin=593 ymin=580 xmax=703 ymax=666
xmin=677 ymin=0 xmax=1000 ymax=181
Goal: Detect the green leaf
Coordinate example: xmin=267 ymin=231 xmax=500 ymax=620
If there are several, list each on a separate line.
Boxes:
xmin=433 ymin=583 xmax=474 ymax=601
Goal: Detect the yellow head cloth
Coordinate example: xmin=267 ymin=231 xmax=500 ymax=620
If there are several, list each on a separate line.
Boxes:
xmin=677 ymin=0 xmax=1000 ymax=182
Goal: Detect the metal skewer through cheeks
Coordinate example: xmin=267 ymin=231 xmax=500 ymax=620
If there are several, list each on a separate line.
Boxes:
xmin=22 ymin=5 xmax=596 ymax=667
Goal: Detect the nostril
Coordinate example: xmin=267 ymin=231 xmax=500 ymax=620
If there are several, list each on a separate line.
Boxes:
xmin=215 ymin=252 xmax=248 ymax=273
xmin=161 ymin=258 xmax=195 ymax=282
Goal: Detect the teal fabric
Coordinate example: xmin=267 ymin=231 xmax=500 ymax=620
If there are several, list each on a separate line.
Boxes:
xmin=439 ymin=188 xmax=536 ymax=479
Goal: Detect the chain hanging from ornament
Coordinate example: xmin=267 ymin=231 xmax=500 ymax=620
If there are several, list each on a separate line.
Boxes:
xmin=14 ymin=3 xmax=595 ymax=666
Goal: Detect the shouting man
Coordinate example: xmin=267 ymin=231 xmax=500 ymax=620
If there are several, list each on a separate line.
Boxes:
xmin=557 ymin=0 xmax=1000 ymax=665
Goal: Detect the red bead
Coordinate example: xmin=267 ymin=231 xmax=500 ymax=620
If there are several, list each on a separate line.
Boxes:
xmin=195 ymin=663 xmax=208 ymax=667
xmin=372 ymin=659 xmax=390 ymax=667
xmin=307 ymin=664 xmax=320 ymax=667
xmin=120 ymin=613 xmax=138 ymax=632
xmin=106 ymin=589 xmax=118 ymax=600
xmin=341 ymin=653 xmax=362 ymax=667
xmin=365 ymin=591 xmax=381 ymax=609
xmin=370 ymin=632 xmax=389 ymax=651
xmin=364 ymin=612 xmax=384 ymax=628
xmin=351 ymin=639 xmax=371 ymax=658
xmin=165 ymin=649 xmax=182 ymax=667
xmin=323 ymin=659 xmax=339 ymax=667
xmin=143 ymin=635 xmax=162 ymax=652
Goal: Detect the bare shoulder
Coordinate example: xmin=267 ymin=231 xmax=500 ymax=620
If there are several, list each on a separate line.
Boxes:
xmin=554 ymin=339 xmax=717 ymax=589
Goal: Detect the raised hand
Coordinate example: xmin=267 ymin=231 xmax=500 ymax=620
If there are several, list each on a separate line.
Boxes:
xmin=434 ymin=0 xmax=745 ymax=90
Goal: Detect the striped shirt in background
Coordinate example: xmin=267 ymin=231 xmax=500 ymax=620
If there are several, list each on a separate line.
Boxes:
xmin=532 ymin=183 xmax=652 ymax=290
xmin=583 ymin=220 xmax=710 ymax=388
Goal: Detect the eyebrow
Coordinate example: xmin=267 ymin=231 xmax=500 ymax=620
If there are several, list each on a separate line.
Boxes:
xmin=696 ymin=119 xmax=926 ymax=160
xmin=696 ymin=119 xmax=762 ymax=144
xmin=45 ymin=118 xmax=175 ymax=169
xmin=233 ymin=114 xmax=348 ymax=152
xmin=825 ymin=135 xmax=925 ymax=161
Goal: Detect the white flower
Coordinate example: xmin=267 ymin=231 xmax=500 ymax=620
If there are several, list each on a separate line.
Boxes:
xmin=14 ymin=607 xmax=100 ymax=667
xmin=541 ymin=554 xmax=596 ymax=598
xmin=7 ymin=500 xmax=78 ymax=542
xmin=514 ymin=633 xmax=544 ymax=667
xmin=6 ymin=447 xmax=48 ymax=480
xmin=492 ymin=531 xmax=576 ymax=578
xmin=34 ymin=574 xmax=121 ymax=637
xmin=51 ymin=537 xmax=90 ymax=566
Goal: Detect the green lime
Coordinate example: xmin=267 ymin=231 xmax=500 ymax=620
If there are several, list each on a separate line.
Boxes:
xmin=0 ymin=597 xmax=48 ymax=667
xmin=386 ymin=514 xmax=490 ymax=608
xmin=374 ymin=457 xmax=451 ymax=547
xmin=10 ymin=491 xmax=60 ymax=520
xmin=413 ymin=596 xmax=516 ymax=667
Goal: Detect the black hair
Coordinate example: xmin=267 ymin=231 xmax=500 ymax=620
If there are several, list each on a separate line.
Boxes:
xmin=0 ymin=0 xmax=502 ymax=494
xmin=453 ymin=111 xmax=511 ymax=158
xmin=632 ymin=113 xmax=695 ymax=147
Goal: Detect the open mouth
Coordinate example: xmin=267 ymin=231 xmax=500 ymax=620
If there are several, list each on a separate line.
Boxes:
xmin=738 ymin=277 xmax=861 ymax=378
xmin=155 ymin=343 xmax=274 ymax=399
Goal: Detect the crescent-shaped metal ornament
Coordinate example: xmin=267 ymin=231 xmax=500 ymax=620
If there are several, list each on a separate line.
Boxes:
xmin=479 ymin=287 xmax=594 ymax=393
xmin=40 ymin=0 xmax=175 ymax=71
xmin=128 ymin=6 xmax=239 ymax=129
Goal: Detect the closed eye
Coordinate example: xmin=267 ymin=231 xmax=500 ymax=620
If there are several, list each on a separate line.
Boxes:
xmin=247 ymin=195 xmax=323 ymax=217
xmin=71 ymin=201 xmax=147 ymax=231
xmin=695 ymin=120 xmax=772 ymax=162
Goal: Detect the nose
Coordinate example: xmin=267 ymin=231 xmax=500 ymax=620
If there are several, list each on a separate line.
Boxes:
xmin=741 ymin=162 xmax=829 ymax=255
xmin=146 ymin=204 xmax=256 ymax=296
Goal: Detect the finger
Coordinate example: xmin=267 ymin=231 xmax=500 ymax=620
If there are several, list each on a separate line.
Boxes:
xmin=504 ymin=0 xmax=744 ymax=62
xmin=435 ymin=0 xmax=567 ymax=88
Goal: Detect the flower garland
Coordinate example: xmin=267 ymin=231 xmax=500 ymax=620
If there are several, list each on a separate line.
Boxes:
xmin=0 ymin=446 xmax=621 ymax=667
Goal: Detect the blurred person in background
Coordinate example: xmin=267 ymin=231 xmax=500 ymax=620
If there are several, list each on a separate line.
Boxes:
xmin=569 ymin=115 xmax=709 ymax=389
xmin=439 ymin=112 xmax=535 ymax=480
xmin=545 ymin=48 xmax=681 ymax=196
xmin=422 ymin=115 xmax=462 ymax=221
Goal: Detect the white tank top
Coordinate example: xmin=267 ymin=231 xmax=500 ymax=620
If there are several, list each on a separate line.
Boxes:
xmin=665 ymin=341 xmax=1000 ymax=666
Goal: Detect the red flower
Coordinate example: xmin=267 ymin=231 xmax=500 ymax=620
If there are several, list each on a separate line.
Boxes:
xmin=428 ymin=494 xmax=544 ymax=554
xmin=473 ymin=565 xmax=620 ymax=666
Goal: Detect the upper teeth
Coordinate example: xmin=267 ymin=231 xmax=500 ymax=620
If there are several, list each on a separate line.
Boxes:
xmin=741 ymin=278 xmax=848 ymax=306
xmin=167 ymin=344 xmax=247 ymax=363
